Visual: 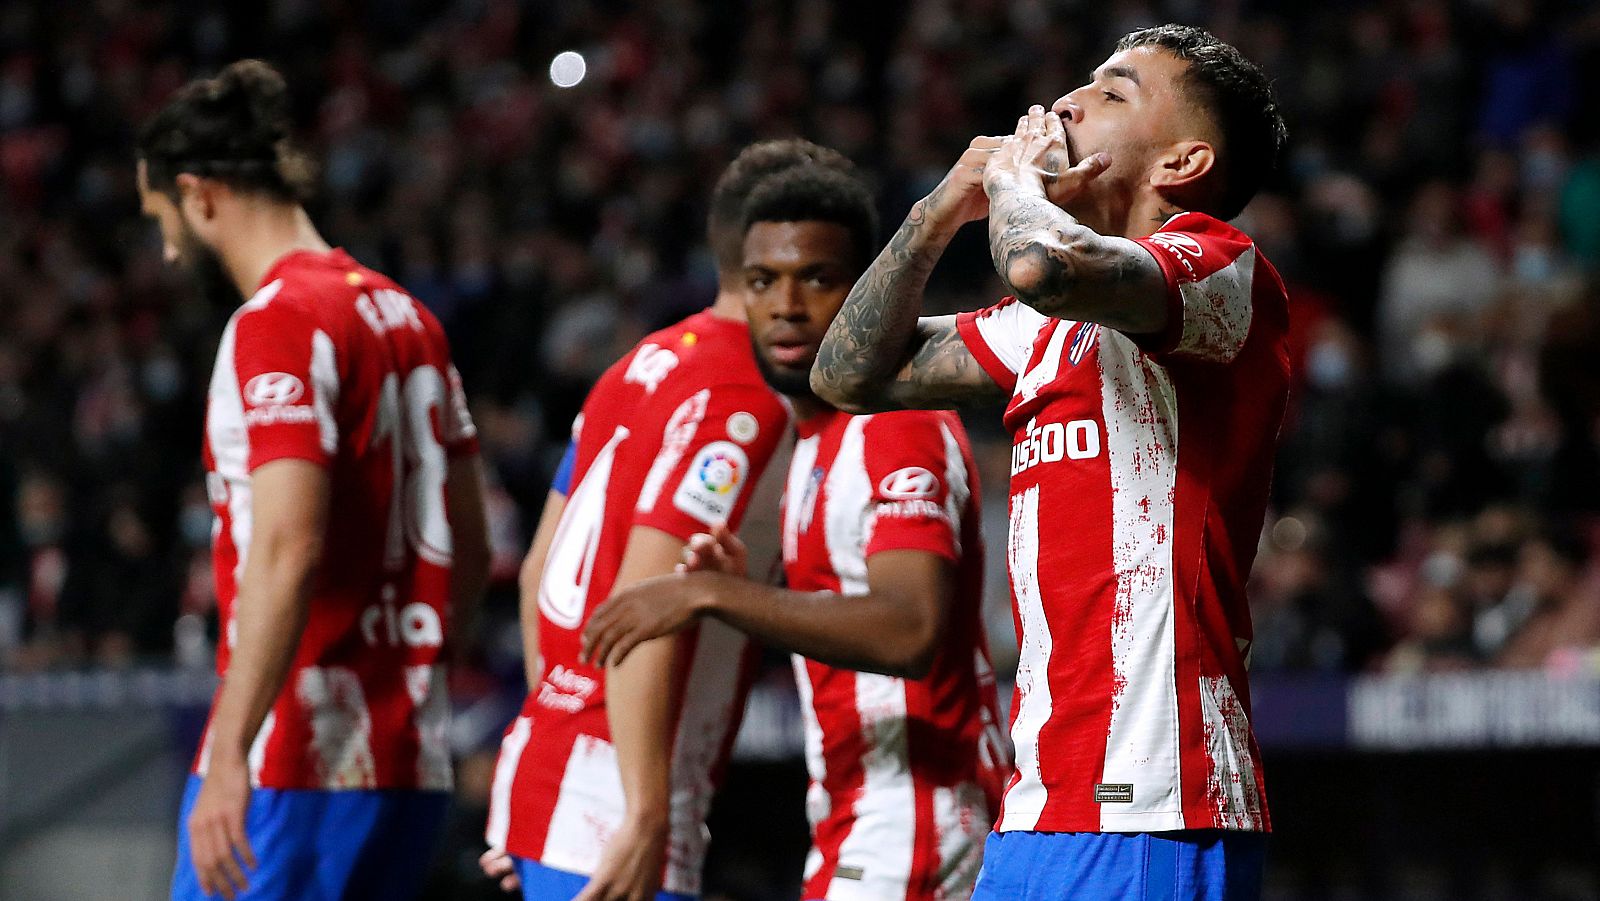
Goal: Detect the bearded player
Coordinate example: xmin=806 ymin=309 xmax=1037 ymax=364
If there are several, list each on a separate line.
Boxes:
xmin=479 ymin=143 xmax=867 ymax=901
xmin=811 ymin=25 xmax=1290 ymax=900
xmin=138 ymin=60 xmax=491 ymax=901
xmin=583 ymin=155 xmax=1011 ymax=900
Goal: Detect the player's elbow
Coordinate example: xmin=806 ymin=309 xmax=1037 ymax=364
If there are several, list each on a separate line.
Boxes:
xmin=881 ymin=601 xmax=942 ymax=680
xmin=1002 ymin=240 xmax=1077 ymax=306
xmin=810 ymin=361 xmax=888 ymax=415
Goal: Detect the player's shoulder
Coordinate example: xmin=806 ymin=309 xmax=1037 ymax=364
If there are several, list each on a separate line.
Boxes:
xmin=859 ymin=408 xmax=968 ymax=453
xmin=621 ymin=311 xmax=778 ymax=404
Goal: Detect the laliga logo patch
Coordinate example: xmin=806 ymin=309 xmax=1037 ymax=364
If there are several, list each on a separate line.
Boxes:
xmin=698 ymin=450 xmax=743 ymax=494
xmin=673 ymin=441 xmax=749 ymax=525
xmin=244 ymin=372 xmax=305 ymax=406
xmin=878 ymin=466 xmax=939 ymax=500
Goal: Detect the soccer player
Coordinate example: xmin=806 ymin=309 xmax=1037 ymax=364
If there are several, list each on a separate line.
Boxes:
xmin=809 ymin=25 xmax=1290 ymax=901
xmin=582 ymin=155 xmax=1011 ymax=900
xmin=481 ymin=143 xmax=842 ymax=901
xmin=137 ymin=60 xmax=491 ymax=901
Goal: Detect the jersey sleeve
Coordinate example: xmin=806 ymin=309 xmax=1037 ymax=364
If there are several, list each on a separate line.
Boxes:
xmin=229 ymin=298 xmax=342 ymax=471
xmin=1131 ymin=212 xmax=1262 ymax=364
xmin=631 ymin=383 xmax=789 ymax=541
xmin=955 ymin=297 xmax=1049 ymax=393
xmin=860 ymin=413 xmax=968 ymax=564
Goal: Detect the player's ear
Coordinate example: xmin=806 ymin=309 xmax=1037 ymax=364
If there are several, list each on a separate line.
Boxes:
xmin=175 ymin=173 xmax=218 ymax=224
xmin=1149 ymin=140 xmax=1215 ymax=192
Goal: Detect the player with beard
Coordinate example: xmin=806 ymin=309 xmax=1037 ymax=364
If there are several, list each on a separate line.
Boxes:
xmin=479 ymin=142 xmax=853 ymax=901
xmin=809 ymin=24 xmax=1290 ymax=901
xmin=583 ymin=158 xmax=1011 ymax=901
xmin=137 ymin=60 xmax=491 ymax=900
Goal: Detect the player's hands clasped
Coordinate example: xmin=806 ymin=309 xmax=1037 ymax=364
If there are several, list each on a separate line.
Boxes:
xmin=186 ymin=759 xmax=257 ymax=900
xmin=984 ymin=105 xmax=1109 ymax=206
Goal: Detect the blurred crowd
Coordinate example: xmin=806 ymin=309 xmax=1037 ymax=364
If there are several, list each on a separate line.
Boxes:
xmin=2 ymin=0 xmax=1600 ymax=682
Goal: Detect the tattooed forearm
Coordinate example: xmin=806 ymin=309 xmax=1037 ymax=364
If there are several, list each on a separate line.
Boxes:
xmin=813 ymin=195 xmax=1002 ymax=412
xmin=985 ymin=183 xmax=1167 ymax=333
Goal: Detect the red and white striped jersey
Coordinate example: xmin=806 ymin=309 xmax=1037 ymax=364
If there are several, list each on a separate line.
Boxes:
xmin=955 ymin=212 xmax=1290 ymax=834
xmin=782 ymin=408 xmax=1008 ymax=901
xmin=487 ymin=310 xmax=789 ymax=894
xmin=196 ymin=248 xmax=478 ymax=790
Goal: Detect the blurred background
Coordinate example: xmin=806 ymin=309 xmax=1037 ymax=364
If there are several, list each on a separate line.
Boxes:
xmin=1 ymin=0 xmax=1599 ymax=899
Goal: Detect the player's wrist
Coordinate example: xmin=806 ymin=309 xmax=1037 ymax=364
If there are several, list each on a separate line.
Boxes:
xmin=908 ymin=199 xmax=966 ymax=244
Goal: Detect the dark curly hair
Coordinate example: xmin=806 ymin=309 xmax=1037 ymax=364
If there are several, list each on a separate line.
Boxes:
xmin=137 ymin=59 xmax=317 ymax=204
xmin=1115 ymin=24 xmax=1287 ymax=220
xmin=708 ymin=139 xmax=857 ymax=274
xmin=739 ymin=159 xmax=878 ymax=270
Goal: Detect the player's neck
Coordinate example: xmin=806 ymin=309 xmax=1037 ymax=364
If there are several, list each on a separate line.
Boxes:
xmin=787 ymin=394 xmax=832 ymax=422
xmin=1123 ymin=192 xmax=1186 ymax=239
xmin=707 ymin=284 xmax=746 ymax=321
xmin=220 ymin=204 xmax=332 ymax=299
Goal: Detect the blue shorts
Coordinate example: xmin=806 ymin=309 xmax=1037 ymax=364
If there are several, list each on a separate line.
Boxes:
xmin=512 ymin=856 xmax=696 ymax=901
xmin=172 ymin=775 xmax=449 ymax=901
xmin=971 ymin=830 xmax=1266 ymax=901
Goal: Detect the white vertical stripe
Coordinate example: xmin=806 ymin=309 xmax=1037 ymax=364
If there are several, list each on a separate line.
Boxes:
xmin=244 ymin=711 xmax=275 ymax=785
xmin=309 ymin=329 xmax=340 ymax=455
xmin=294 ymin=665 xmax=377 ymax=788
xmin=485 ymin=716 xmax=532 ymax=848
xmin=782 ymin=435 xmax=821 ymax=566
xmin=1097 ymin=331 xmax=1184 ymax=831
xmin=999 ymin=484 xmax=1050 ymax=831
xmin=827 ymin=671 xmax=914 ymax=900
xmin=406 ymin=664 xmax=454 ymax=790
xmin=541 ymin=735 xmax=625 ymax=877
xmin=1014 ymin=322 xmax=1071 ymax=403
xmin=932 ymin=781 xmax=989 ymax=898
xmin=664 ymin=619 xmax=749 ymax=895
xmin=1198 ymin=675 xmax=1264 ymax=829
xmin=938 ymin=421 xmax=969 ymax=557
xmin=822 ymin=416 xmax=872 ymax=596
xmin=791 ymin=656 xmax=828 ymax=886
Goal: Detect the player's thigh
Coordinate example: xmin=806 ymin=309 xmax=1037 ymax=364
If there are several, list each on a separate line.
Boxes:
xmin=339 ymin=790 xmax=451 ymax=901
xmin=511 ymin=856 xmax=698 ymax=901
xmin=171 ymin=777 xmax=322 ymax=901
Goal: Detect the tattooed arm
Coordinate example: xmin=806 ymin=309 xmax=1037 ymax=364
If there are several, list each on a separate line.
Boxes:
xmin=983 ymin=106 xmax=1169 ymax=334
xmin=812 ymin=137 xmax=1010 ymax=414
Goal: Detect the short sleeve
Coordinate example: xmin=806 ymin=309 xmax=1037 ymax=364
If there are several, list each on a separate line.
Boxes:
xmin=632 ymin=383 xmax=789 ymax=540
xmin=228 ymin=300 xmax=341 ymax=471
xmin=860 ymin=413 xmax=968 ymax=563
xmin=955 ymin=297 xmax=1050 ymax=393
xmin=1131 ymin=213 xmax=1261 ymax=363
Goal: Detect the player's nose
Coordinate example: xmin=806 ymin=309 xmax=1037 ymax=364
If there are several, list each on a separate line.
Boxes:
xmin=1053 ymin=95 xmax=1082 ymax=123
xmin=772 ymin=279 xmax=806 ymax=318
xmin=163 ymin=241 xmax=180 ymax=264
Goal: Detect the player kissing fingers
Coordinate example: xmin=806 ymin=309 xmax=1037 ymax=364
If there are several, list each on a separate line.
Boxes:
xmin=986 ymin=105 xmax=1110 ymax=202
